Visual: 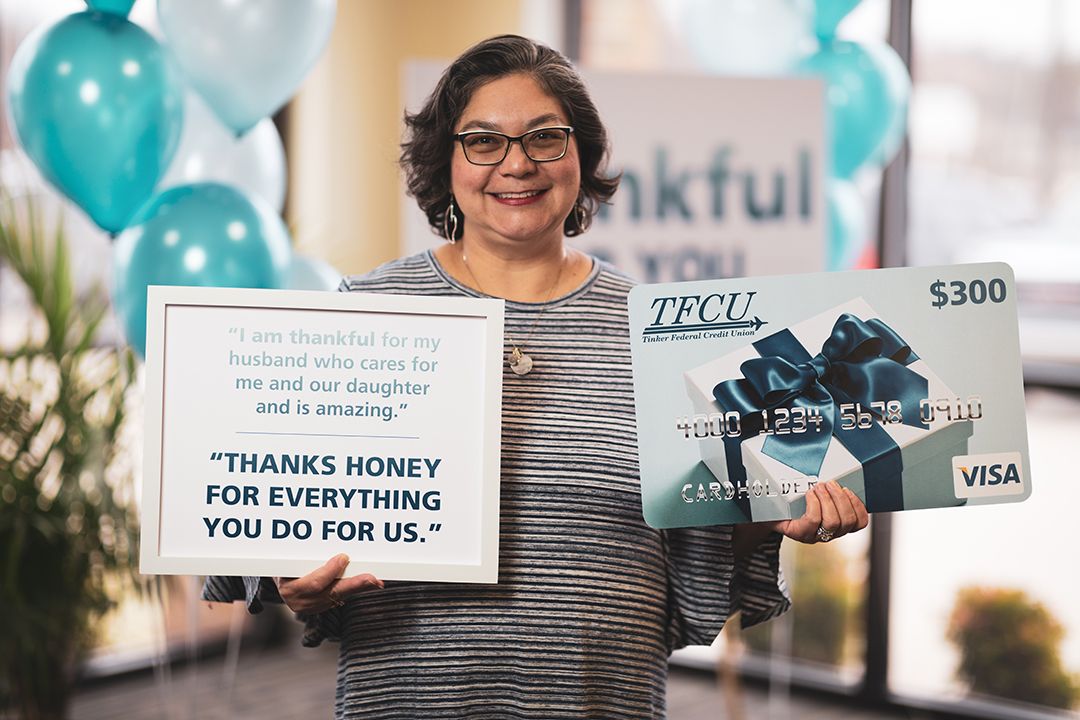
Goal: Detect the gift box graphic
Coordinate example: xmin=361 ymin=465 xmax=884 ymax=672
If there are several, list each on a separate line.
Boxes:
xmin=683 ymin=298 xmax=973 ymax=521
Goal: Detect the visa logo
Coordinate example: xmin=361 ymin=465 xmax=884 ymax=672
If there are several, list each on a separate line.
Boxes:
xmin=959 ymin=464 xmax=1021 ymax=487
xmin=952 ymin=452 xmax=1026 ymax=500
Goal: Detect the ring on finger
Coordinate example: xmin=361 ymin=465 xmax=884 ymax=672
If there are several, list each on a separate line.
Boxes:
xmin=328 ymin=588 xmax=345 ymax=608
xmin=815 ymin=525 xmax=835 ymax=543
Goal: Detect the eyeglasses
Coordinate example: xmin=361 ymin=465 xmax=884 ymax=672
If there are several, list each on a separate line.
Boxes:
xmin=453 ymin=126 xmax=574 ymax=166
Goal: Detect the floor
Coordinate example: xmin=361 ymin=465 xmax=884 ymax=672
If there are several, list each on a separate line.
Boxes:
xmin=70 ymin=640 xmax=911 ymax=720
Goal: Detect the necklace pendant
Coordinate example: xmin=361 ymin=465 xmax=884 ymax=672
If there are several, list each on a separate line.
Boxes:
xmin=508 ymin=347 xmax=533 ymax=375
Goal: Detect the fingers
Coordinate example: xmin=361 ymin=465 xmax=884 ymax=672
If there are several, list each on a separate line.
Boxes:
xmin=847 ymin=487 xmax=870 ymax=531
xmin=278 ymin=554 xmax=347 ymax=606
xmin=276 ymin=554 xmax=383 ymax=613
xmin=333 ymin=572 xmax=384 ymax=597
xmin=304 ymin=553 xmax=352 ymax=593
xmin=782 ymin=482 xmax=870 ymax=545
xmin=826 ymin=483 xmax=870 ymax=535
xmin=796 ymin=482 xmax=823 ymax=543
xmin=817 ymin=483 xmax=842 ymax=536
xmin=803 ymin=482 xmax=822 ymax=527
xmin=823 ymin=482 xmax=858 ymax=534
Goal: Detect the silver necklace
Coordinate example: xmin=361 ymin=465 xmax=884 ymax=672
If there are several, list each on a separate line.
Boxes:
xmin=460 ymin=247 xmax=566 ymax=376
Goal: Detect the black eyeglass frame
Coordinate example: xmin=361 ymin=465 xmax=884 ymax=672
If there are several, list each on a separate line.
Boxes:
xmin=452 ymin=125 xmax=575 ymax=166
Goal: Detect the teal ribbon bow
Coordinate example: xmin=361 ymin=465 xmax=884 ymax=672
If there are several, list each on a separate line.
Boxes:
xmin=712 ymin=314 xmax=929 ymax=512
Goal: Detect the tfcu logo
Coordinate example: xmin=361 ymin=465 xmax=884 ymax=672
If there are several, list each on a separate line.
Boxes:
xmin=642 ymin=291 xmax=766 ymax=342
xmin=952 ymin=452 xmax=1026 ymax=499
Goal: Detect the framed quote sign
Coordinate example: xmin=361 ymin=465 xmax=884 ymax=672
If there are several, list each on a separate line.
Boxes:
xmin=139 ymin=286 xmax=504 ymax=583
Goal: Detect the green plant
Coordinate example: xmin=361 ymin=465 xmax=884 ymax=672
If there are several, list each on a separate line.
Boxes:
xmin=0 ymin=195 xmax=139 ymax=720
xmin=947 ymin=586 xmax=1079 ymax=710
xmin=743 ymin=541 xmax=860 ymax=666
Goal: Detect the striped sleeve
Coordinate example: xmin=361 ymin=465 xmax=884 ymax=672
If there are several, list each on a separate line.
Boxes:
xmin=201 ymin=575 xmax=345 ymax=647
xmin=732 ymin=531 xmax=790 ymax=628
xmin=201 ymin=575 xmax=280 ymax=612
xmin=664 ymin=526 xmax=790 ymax=651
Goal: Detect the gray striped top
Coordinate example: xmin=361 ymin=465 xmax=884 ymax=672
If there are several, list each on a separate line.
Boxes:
xmin=204 ymin=250 xmax=789 ymax=719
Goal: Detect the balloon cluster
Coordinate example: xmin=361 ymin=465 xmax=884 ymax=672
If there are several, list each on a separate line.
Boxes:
xmin=5 ymin=0 xmax=342 ymax=356
xmin=802 ymin=0 xmax=910 ymax=270
xmin=680 ymin=0 xmax=911 ymax=270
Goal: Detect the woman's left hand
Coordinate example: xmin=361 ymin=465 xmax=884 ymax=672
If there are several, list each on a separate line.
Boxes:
xmin=773 ymin=481 xmax=869 ymax=544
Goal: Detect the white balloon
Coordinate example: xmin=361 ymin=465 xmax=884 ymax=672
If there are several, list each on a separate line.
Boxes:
xmin=0 ymin=148 xmax=125 ymax=346
xmin=287 ymin=254 xmax=342 ymax=291
xmin=680 ymin=0 xmax=814 ymax=75
xmin=0 ymin=149 xmax=111 ymax=295
xmin=158 ymin=0 xmax=336 ymax=135
xmin=160 ymin=92 xmax=286 ymax=212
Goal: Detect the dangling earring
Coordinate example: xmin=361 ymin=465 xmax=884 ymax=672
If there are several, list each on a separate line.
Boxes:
xmin=574 ymin=200 xmax=588 ymax=234
xmin=443 ymin=197 xmax=459 ymax=244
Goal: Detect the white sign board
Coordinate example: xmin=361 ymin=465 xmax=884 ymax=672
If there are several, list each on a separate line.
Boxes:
xmin=403 ymin=64 xmax=826 ymax=281
xmin=140 ymin=286 xmax=504 ymax=583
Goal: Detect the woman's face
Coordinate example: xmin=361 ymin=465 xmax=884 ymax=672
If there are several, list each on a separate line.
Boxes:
xmin=450 ymin=73 xmax=581 ymax=250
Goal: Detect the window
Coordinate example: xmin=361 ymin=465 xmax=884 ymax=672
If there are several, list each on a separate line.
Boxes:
xmin=891 ymin=2 xmax=1080 ymax=713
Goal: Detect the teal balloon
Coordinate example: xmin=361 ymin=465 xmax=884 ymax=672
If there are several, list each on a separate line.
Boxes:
xmin=813 ymin=0 xmax=861 ymax=40
xmin=798 ymin=40 xmax=910 ymax=178
xmin=85 ymin=0 xmax=137 ymax=17
xmin=6 ymin=12 xmax=183 ymax=234
xmin=826 ymin=179 xmax=866 ymax=271
xmin=112 ymin=183 xmax=292 ymax=355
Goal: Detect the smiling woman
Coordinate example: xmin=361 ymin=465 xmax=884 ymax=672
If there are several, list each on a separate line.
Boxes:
xmin=401 ymin=36 xmax=618 ymax=249
xmin=446 ymin=75 xmax=582 ymax=254
xmin=204 ymin=34 xmax=868 ymax=719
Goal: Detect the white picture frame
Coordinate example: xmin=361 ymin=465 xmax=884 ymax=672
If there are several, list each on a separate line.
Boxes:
xmin=139 ymin=285 xmax=504 ymax=583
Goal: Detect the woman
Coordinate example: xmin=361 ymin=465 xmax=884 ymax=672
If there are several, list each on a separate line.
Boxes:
xmin=206 ymin=34 xmax=868 ymax=718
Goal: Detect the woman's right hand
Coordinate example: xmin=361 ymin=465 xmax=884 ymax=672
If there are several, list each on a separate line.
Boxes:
xmin=274 ymin=553 xmax=384 ymax=613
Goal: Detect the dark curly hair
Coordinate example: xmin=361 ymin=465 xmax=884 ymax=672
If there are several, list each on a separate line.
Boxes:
xmin=401 ymin=34 xmax=620 ymax=240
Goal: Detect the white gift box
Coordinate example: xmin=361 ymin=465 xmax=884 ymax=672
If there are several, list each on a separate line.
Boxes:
xmin=683 ymin=298 xmax=973 ymax=521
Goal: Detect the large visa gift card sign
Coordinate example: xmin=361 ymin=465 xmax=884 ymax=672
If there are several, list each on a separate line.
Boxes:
xmin=628 ymin=263 xmax=1031 ymax=528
